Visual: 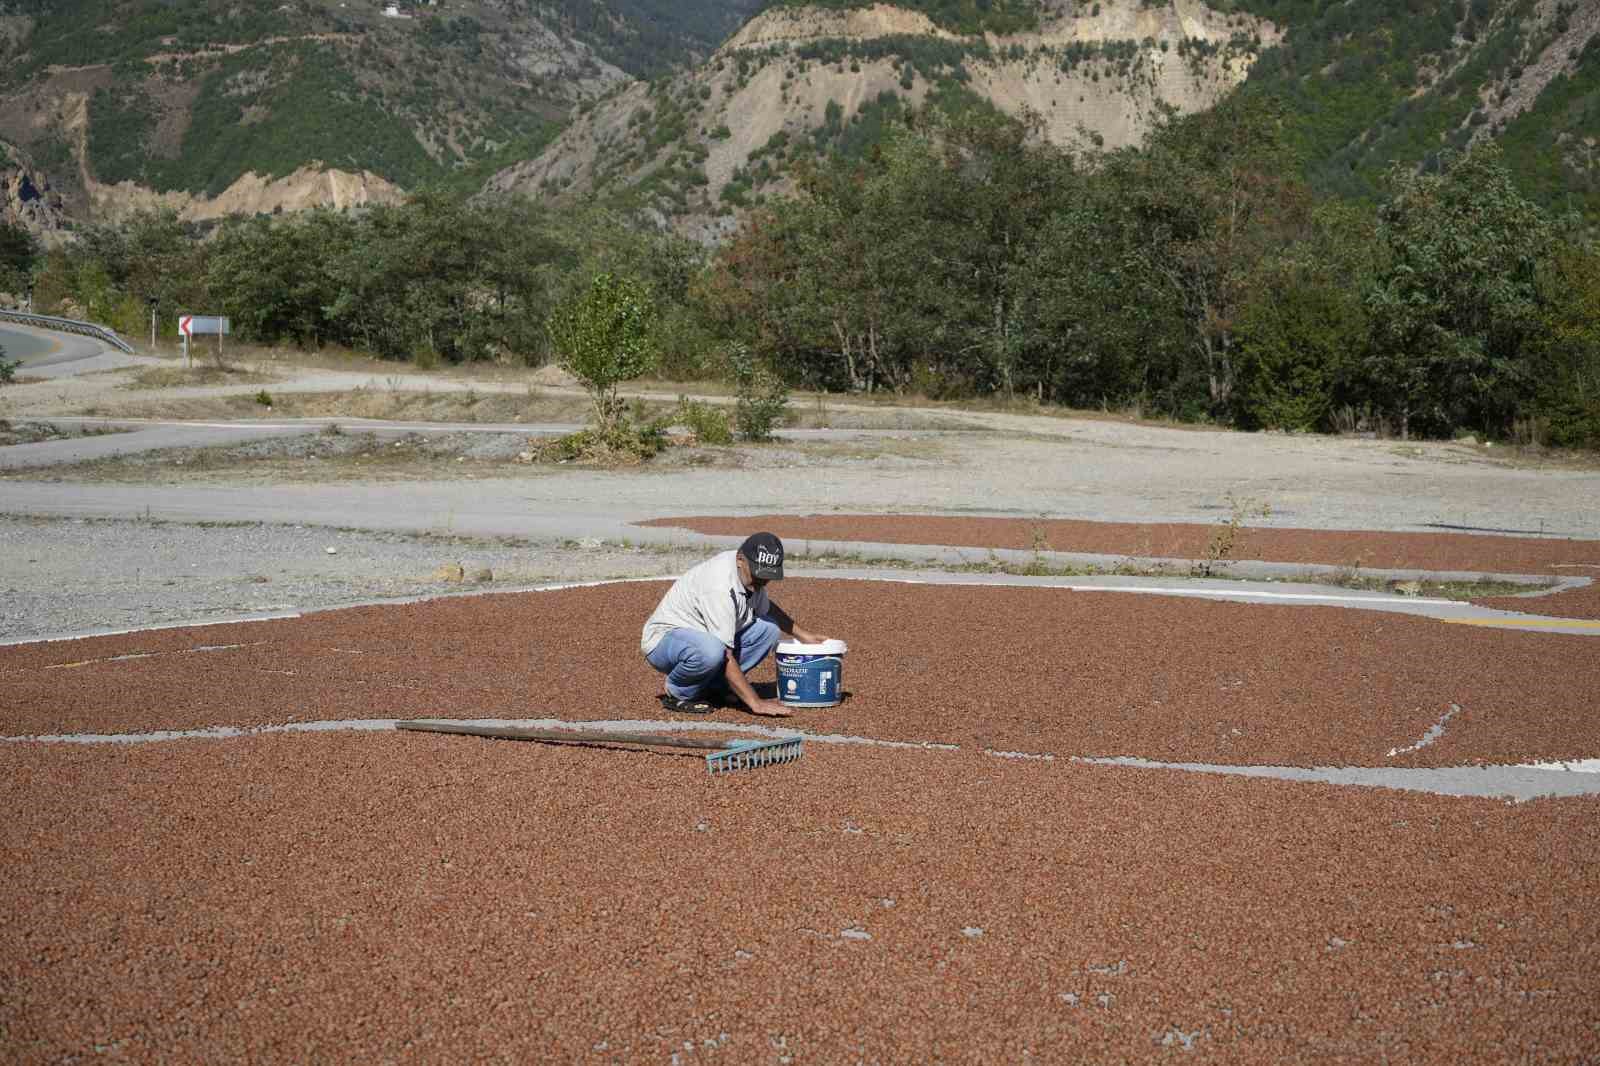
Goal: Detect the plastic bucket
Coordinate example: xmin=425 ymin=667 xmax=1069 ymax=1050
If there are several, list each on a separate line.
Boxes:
xmin=776 ymin=639 xmax=848 ymax=708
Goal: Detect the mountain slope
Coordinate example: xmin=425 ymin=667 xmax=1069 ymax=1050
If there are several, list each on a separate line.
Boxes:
xmin=486 ymin=0 xmax=1275 ymax=241
xmin=0 ymin=0 xmax=693 ymax=223
xmin=1232 ymin=0 xmax=1600 ymax=220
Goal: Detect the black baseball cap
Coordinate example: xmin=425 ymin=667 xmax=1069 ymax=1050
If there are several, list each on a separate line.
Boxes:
xmin=739 ymin=532 xmax=785 ymax=581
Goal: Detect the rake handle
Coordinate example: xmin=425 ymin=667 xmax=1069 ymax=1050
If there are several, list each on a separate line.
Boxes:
xmin=396 ymin=719 xmax=741 ymax=751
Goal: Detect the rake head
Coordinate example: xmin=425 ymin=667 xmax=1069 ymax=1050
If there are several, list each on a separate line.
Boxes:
xmin=706 ymin=736 xmax=804 ymax=776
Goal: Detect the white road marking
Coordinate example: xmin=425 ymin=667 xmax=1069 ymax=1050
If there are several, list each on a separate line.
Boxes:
xmin=2 ymin=613 xmax=302 ymax=646
xmin=6 ymin=717 xmax=1596 ymax=801
xmin=45 ymin=641 xmax=269 ymax=669
xmin=852 ymin=574 xmax=1458 ymax=607
xmin=1387 ymin=703 xmax=1461 ymax=757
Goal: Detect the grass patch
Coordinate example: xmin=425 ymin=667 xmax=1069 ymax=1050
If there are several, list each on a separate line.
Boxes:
xmin=1452 ymin=442 xmax=1600 ymax=472
xmin=81 ymin=388 xmax=671 ymax=425
xmin=1330 ymin=575 xmax=1557 ymax=601
xmin=125 ymin=365 xmax=281 ymax=390
xmin=779 ymin=437 xmax=952 ymax=462
xmin=792 ymin=548 xmax=1564 ymax=600
xmin=0 ymin=419 xmax=133 ymax=446
xmin=0 ymin=432 xmax=542 ymax=484
xmin=78 ymin=384 xmax=993 ymax=435
xmin=0 ymin=427 xmax=968 ymax=483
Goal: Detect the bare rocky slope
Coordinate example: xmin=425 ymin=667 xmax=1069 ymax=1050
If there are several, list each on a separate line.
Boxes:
xmin=486 ymin=0 xmax=1277 ymax=241
xmin=1 ymin=140 xmax=68 ymax=240
xmin=85 ymin=164 xmax=406 ymax=226
xmin=0 ymin=0 xmax=630 ymax=232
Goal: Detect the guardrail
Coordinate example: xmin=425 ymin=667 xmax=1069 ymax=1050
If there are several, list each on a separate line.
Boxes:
xmin=0 ymin=309 xmax=135 ymax=354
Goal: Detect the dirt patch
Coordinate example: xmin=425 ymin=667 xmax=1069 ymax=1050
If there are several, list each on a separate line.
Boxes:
xmin=88 ymin=387 xmax=613 ymax=424
xmin=0 ymin=427 xmax=958 ymax=482
xmin=0 ymin=429 xmax=554 ymax=483
xmin=529 ymin=362 xmax=579 ymax=388
xmin=123 ymin=365 xmax=280 ymax=390
xmin=0 ymin=419 xmax=129 ymax=446
xmin=83 ymin=385 xmax=983 ymax=432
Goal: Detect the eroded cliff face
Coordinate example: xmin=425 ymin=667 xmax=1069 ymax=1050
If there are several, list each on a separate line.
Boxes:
xmin=721 ymin=3 xmax=960 ymax=47
xmin=1 ymin=85 xmax=407 ymax=236
xmin=487 ymin=0 xmax=1278 ymax=242
xmin=1 ymin=140 xmax=70 ymax=245
xmin=86 ymin=164 xmax=406 ymax=224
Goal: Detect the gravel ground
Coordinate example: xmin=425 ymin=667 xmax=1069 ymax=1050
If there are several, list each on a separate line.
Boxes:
xmin=0 ymin=515 xmax=711 ymax=641
xmin=6 ymin=354 xmax=1600 ymax=648
xmin=3 ymin=582 xmax=1598 ymax=1062
xmin=8 ymin=581 xmax=1598 ymax=769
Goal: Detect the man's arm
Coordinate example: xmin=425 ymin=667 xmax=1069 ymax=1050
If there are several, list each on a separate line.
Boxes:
xmin=764 ymin=601 xmax=825 ymax=645
xmin=723 ymin=654 xmax=791 ymax=718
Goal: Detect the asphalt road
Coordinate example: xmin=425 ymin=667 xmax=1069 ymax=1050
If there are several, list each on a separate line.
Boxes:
xmin=0 ymin=321 xmax=151 ymax=377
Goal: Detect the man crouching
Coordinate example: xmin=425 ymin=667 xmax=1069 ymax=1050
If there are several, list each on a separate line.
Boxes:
xmin=642 ymin=532 xmax=827 ymax=717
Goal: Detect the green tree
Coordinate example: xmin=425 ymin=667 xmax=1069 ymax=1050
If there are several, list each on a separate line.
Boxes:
xmin=1526 ymin=241 xmax=1600 ymax=447
xmin=0 ymin=220 xmax=40 ymax=299
xmin=548 ymin=272 xmax=657 ymax=434
xmin=1106 ymin=96 xmax=1312 ymax=419
xmin=1234 ymin=201 xmax=1377 ymax=431
xmin=61 ymin=209 xmax=208 ymax=334
xmin=1363 ymin=143 xmax=1554 ymax=438
xmin=897 ymin=108 xmax=1078 ymax=399
xmin=1234 ymin=257 xmax=1365 ymax=431
xmin=1020 ymin=190 xmax=1187 ymax=410
xmin=547 ymin=207 xmax=712 ymax=376
xmin=323 ymin=192 xmax=495 ymax=363
xmin=471 ymin=196 xmax=571 ymax=364
xmin=207 ymin=209 xmax=353 ymax=347
xmin=729 ymin=342 xmax=790 ymax=440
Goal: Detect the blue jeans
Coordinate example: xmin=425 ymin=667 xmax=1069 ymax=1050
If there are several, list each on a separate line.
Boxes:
xmin=645 ymin=618 xmax=781 ymax=700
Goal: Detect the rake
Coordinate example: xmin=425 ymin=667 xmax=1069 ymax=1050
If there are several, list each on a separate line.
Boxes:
xmin=395 ymin=719 xmax=803 ymax=776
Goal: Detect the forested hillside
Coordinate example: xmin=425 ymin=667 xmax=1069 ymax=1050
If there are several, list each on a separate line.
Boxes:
xmin=0 ymin=0 xmax=769 ymax=219
xmin=543 ymin=0 xmax=768 ymax=77
xmin=1234 ymin=0 xmax=1600 ymax=223
xmin=767 ymin=0 xmax=1044 ymax=34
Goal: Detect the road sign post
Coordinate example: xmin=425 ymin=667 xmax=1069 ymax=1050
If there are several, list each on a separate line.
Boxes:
xmin=178 ymin=315 xmax=229 ymax=368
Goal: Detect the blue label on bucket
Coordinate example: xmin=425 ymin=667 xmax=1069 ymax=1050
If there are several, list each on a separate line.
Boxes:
xmin=776 ymin=649 xmax=844 ymax=708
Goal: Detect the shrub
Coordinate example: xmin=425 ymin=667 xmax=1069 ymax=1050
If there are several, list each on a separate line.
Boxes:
xmin=541 ymin=420 xmax=669 ymax=464
xmin=1234 ymin=262 xmax=1365 ymax=432
xmin=1528 ymin=243 xmax=1600 ymax=449
xmin=676 ymin=396 xmax=733 ymax=444
xmin=548 ymin=272 xmax=657 ymax=435
xmin=729 ymin=344 xmax=789 ymax=441
xmin=0 ymin=344 xmax=16 ymax=384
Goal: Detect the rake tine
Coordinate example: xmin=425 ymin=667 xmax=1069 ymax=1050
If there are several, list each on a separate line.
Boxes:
xmin=705 ymin=736 xmax=803 ymax=776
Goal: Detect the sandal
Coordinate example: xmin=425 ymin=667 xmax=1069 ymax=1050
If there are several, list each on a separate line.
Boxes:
xmin=659 ymin=693 xmax=714 ymax=715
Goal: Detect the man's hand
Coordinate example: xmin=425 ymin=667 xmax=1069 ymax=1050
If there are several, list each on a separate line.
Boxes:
xmin=722 ymin=655 xmax=793 ymax=718
xmin=789 ymin=626 xmax=828 ymax=645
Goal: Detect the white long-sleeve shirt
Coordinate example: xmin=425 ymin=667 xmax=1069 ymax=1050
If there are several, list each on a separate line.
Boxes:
xmin=640 ymin=550 xmax=771 ymax=655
